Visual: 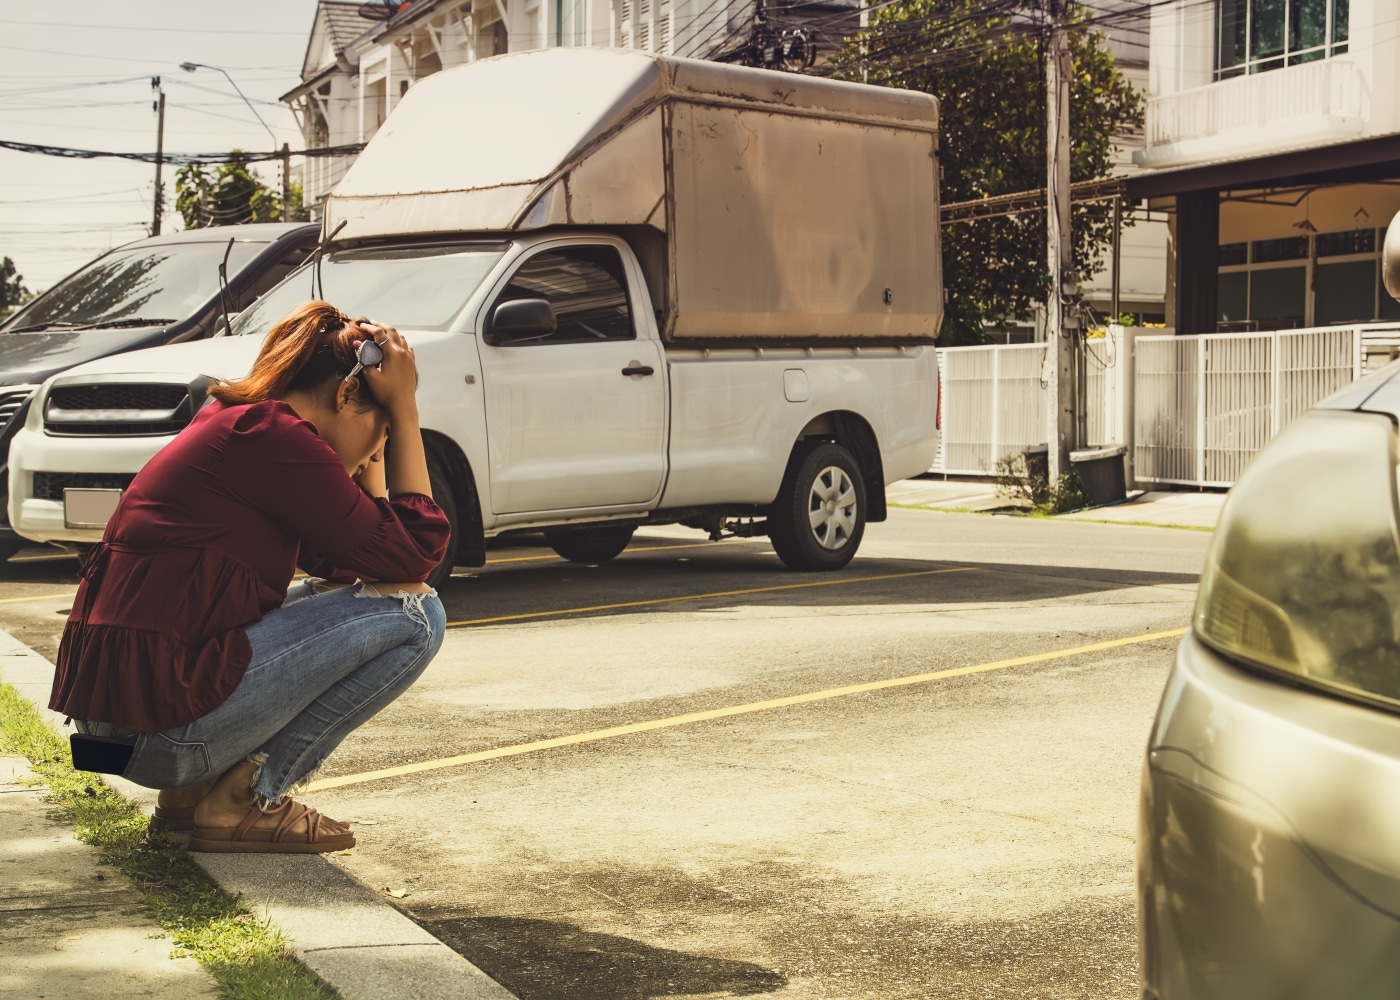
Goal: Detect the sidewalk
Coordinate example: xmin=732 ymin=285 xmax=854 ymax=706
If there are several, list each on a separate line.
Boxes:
xmin=1057 ymin=490 xmax=1225 ymax=529
xmin=886 ymin=477 xmax=1006 ymax=511
xmin=0 ymin=755 xmax=218 ymax=1000
xmin=889 ymin=477 xmax=1226 ymax=530
xmin=0 ymin=630 xmax=518 ymax=1000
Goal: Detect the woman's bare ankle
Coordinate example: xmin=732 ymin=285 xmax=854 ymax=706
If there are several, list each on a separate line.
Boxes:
xmin=192 ymin=761 xmax=259 ymax=826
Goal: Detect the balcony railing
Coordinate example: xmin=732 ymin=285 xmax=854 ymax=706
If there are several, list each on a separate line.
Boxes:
xmin=1145 ymin=57 xmax=1366 ymax=151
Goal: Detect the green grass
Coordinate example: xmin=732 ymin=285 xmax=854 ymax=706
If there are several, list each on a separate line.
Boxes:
xmin=0 ymin=682 xmax=338 ymax=1000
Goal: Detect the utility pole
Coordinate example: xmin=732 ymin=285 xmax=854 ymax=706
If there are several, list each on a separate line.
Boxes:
xmin=1043 ymin=0 xmax=1075 ymax=481
xmin=151 ymin=77 xmax=166 ymax=236
xmin=280 ymin=142 xmax=291 ymax=221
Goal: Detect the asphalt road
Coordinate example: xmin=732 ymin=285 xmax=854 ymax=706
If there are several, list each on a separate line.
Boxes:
xmin=0 ymin=508 xmax=1211 ymax=1000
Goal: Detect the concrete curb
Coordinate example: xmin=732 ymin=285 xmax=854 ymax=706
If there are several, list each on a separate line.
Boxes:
xmin=0 ymin=629 xmax=518 ymax=1000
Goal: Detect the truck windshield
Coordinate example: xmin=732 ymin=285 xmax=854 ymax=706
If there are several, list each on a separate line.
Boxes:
xmin=232 ymin=243 xmax=506 ymax=336
xmin=5 ymin=241 xmax=266 ymax=332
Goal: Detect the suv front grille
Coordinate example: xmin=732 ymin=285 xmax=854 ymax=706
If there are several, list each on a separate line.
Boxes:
xmin=33 ymin=472 xmax=136 ymax=502
xmin=0 ymin=389 xmax=34 ymax=430
xmin=48 ymin=384 xmax=187 ymax=412
xmin=45 ymin=381 xmax=198 ymax=437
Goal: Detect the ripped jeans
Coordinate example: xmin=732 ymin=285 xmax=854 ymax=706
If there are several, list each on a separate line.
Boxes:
xmin=119 ymin=582 xmax=446 ymax=803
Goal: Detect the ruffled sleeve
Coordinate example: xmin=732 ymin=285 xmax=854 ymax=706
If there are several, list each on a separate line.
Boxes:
xmin=225 ymin=402 xmax=450 ymax=583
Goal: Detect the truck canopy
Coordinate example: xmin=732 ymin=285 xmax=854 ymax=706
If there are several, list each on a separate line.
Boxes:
xmin=325 ymin=48 xmax=941 ymax=343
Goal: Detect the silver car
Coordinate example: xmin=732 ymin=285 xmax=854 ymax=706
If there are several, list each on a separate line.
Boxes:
xmin=1138 ymin=219 xmax=1400 ymax=999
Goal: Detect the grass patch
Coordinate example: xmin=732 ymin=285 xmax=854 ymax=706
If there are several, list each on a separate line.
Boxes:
xmin=888 ymin=502 xmax=985 ymax=514
xmin=1058 ymin=517 xmax=1214 ymax=532
xmin=0 ymin=681 xmax=338 ymax=1000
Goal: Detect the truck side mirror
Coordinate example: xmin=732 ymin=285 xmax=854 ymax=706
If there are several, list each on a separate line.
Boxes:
xmin=486 ymin=298 xmax=557 ymax=345
xmin=1385 ymin=210 xmax=1400 ymax=303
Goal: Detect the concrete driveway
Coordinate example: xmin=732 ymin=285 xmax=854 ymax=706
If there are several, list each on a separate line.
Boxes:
xmin=0 ymin=508 xmax=1210 ymax=999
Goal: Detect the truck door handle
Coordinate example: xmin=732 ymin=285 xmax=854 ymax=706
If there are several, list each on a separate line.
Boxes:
xmin=621 ymin=364 xmax=655 ymax=377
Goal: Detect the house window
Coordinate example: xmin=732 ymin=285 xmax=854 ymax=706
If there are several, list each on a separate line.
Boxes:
xmin=556 ymin=0 xmax=585 ymax=45
xmin=1216 ymin=0 xmax=1348 ymax=78
xmin=1218 ymin=227 xmax=1386 ymax=329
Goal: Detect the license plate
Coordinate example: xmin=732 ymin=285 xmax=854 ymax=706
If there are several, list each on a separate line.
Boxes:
xmin=63 ymin=488 xmax=122 ymax=529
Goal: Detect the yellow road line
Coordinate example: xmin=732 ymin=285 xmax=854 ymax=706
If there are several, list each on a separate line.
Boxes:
xmin=304 ymin=626 xmax=1188 ymax=793
xmin=0 ymin=592 xmax=77 ymax=605
xmin=446 ymin=566 xmax=977 ymax=628
xmin=483 ymin=541 xmax=731 ymax=565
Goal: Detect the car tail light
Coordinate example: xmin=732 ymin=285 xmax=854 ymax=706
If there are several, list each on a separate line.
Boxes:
xmin=1194 ymin=409 xmax=1400 ymax=710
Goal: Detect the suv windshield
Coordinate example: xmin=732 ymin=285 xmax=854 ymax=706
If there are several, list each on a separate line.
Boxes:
xmin=6 ymin=241 xmax=266 ymax=332
xmin=232 ymin=243 xmax=507 ymax=336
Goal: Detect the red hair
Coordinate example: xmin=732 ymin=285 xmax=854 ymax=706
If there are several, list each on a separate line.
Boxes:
xmin=209 ymin=301 xmax=364 ymax=406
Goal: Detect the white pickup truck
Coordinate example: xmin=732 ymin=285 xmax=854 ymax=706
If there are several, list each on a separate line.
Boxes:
xmin=8 ymin=49 xmax=941 ymax=586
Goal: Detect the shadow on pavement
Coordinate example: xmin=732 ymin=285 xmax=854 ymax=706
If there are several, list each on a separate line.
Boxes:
xmin=0 ymin=556 xmax=80 ymax=585
xmin=438 ymin=552 xmax=1202 ymax=627
xmin=432 ymin=916 xmax=786 ymax=999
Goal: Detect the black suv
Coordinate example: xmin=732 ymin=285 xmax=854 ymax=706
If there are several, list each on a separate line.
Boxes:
xmin=0 ymin=222 xmax=320 ymax=555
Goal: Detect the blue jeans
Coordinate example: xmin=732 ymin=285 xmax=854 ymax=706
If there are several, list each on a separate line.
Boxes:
xmin=117 ymin=583 xmax=445 ymax=802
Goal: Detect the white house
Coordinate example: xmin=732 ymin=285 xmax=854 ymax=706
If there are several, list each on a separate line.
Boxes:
xmin=1131 ymin=0 xmax=1400 ymax=332
xmin=282 ymin=0 xmax=857 ymax=217
xmin=1080 ymin=22 xmax=1170 ymax=327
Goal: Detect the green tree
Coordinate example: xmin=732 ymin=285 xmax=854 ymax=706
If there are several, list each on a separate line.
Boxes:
xmin=834 ymin=3 xmax=1143 ymax=344
xmin=0 ymin=256 xmax=34 ymax=323
xmin=175 ymin=152 xmax=309 ymax=229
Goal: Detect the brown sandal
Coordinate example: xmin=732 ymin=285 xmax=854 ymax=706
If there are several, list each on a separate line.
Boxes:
xmin=188 ymin=798 xmax=355 ymax=854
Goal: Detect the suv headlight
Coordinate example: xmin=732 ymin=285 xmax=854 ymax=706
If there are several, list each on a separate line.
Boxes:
xmin=1195 ymin=409 xmax=1400 ymax=709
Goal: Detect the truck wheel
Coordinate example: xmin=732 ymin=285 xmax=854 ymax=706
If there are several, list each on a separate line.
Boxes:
xmin=768 ymin=441 xmax=866 ymax=571
xmin=425 ymin=457 xmax=461 ymax=590
xmin=544 ymin=525 xmax=635 ymax=564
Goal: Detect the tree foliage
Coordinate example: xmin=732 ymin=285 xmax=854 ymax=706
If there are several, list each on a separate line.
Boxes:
xmin=0 ymin=256 xmax=34 ymax=323
xmin=834 ymin=2 xmax=1143 ymax=344
xmin=175 ymin=152 xmax=308 ymax=230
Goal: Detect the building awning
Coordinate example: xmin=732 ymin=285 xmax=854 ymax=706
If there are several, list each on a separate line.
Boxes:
xmin=1126 ymin=133 xmax=1400 ymax=199
xmin=280 ymin=64 xmax=338 ymax=104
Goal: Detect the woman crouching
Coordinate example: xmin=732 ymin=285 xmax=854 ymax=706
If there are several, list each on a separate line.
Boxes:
xmin=50 ymin=301 xmax=448 ymax=853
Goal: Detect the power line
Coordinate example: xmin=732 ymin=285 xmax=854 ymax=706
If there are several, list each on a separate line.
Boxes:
xmin=166 ymin=78 xmax=287 ymax=107
xmin=0 ymin=18 xmax=303 ymax=35
xmin=0 ymin=42 xmax=296 ymax=72
xmin=0 ymin=139 xmax=366 ymax=165
xmin=0 ymin=77 xmax=150 ymax=98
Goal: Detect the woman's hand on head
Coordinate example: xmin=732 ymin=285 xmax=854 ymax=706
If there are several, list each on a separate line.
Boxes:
xmin=357 ymin=322 xmax=418 ymax=417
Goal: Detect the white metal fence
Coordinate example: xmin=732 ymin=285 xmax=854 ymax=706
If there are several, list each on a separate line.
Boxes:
xmin=933 ymin=337 xmax=1127 ymax=476
xmin=933 ymin=322 xmax=1400 ymax=486
xmin=1134 ymin=326 xmax=1367 ymax=487
xmin=933 ymin=344 xmax=1046 ymax=476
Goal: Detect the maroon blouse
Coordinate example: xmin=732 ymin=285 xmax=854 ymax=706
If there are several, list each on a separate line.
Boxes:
xmin=50 ymin=399 xmax=450 ymax=732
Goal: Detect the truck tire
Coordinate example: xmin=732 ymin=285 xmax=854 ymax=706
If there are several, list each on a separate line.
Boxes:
xmin=426 ymin=456 xmax=461 ymax=590
xmin=768 ymin=441 xmax=866 ymax=571
xmin=544 ymin=524 xmax=635 ymax=564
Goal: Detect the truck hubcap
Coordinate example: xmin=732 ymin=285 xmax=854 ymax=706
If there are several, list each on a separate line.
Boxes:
xmin=807 ymin=466 xmax=857 ymax=550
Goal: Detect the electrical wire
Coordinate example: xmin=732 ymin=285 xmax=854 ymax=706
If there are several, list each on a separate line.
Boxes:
xmin=0 ymin=42 xmax=296 ymax=72
xmin=0 ymin=139 xmax=366 ymax=165
xmin=0 ymin=18 xmax=303 ymax=35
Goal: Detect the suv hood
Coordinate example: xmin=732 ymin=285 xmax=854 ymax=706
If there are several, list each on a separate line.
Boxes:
xmin=0 ymin=327 xmax=171 ymax=386
xmin=45 ymin=335 xmax=265 ymax=383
